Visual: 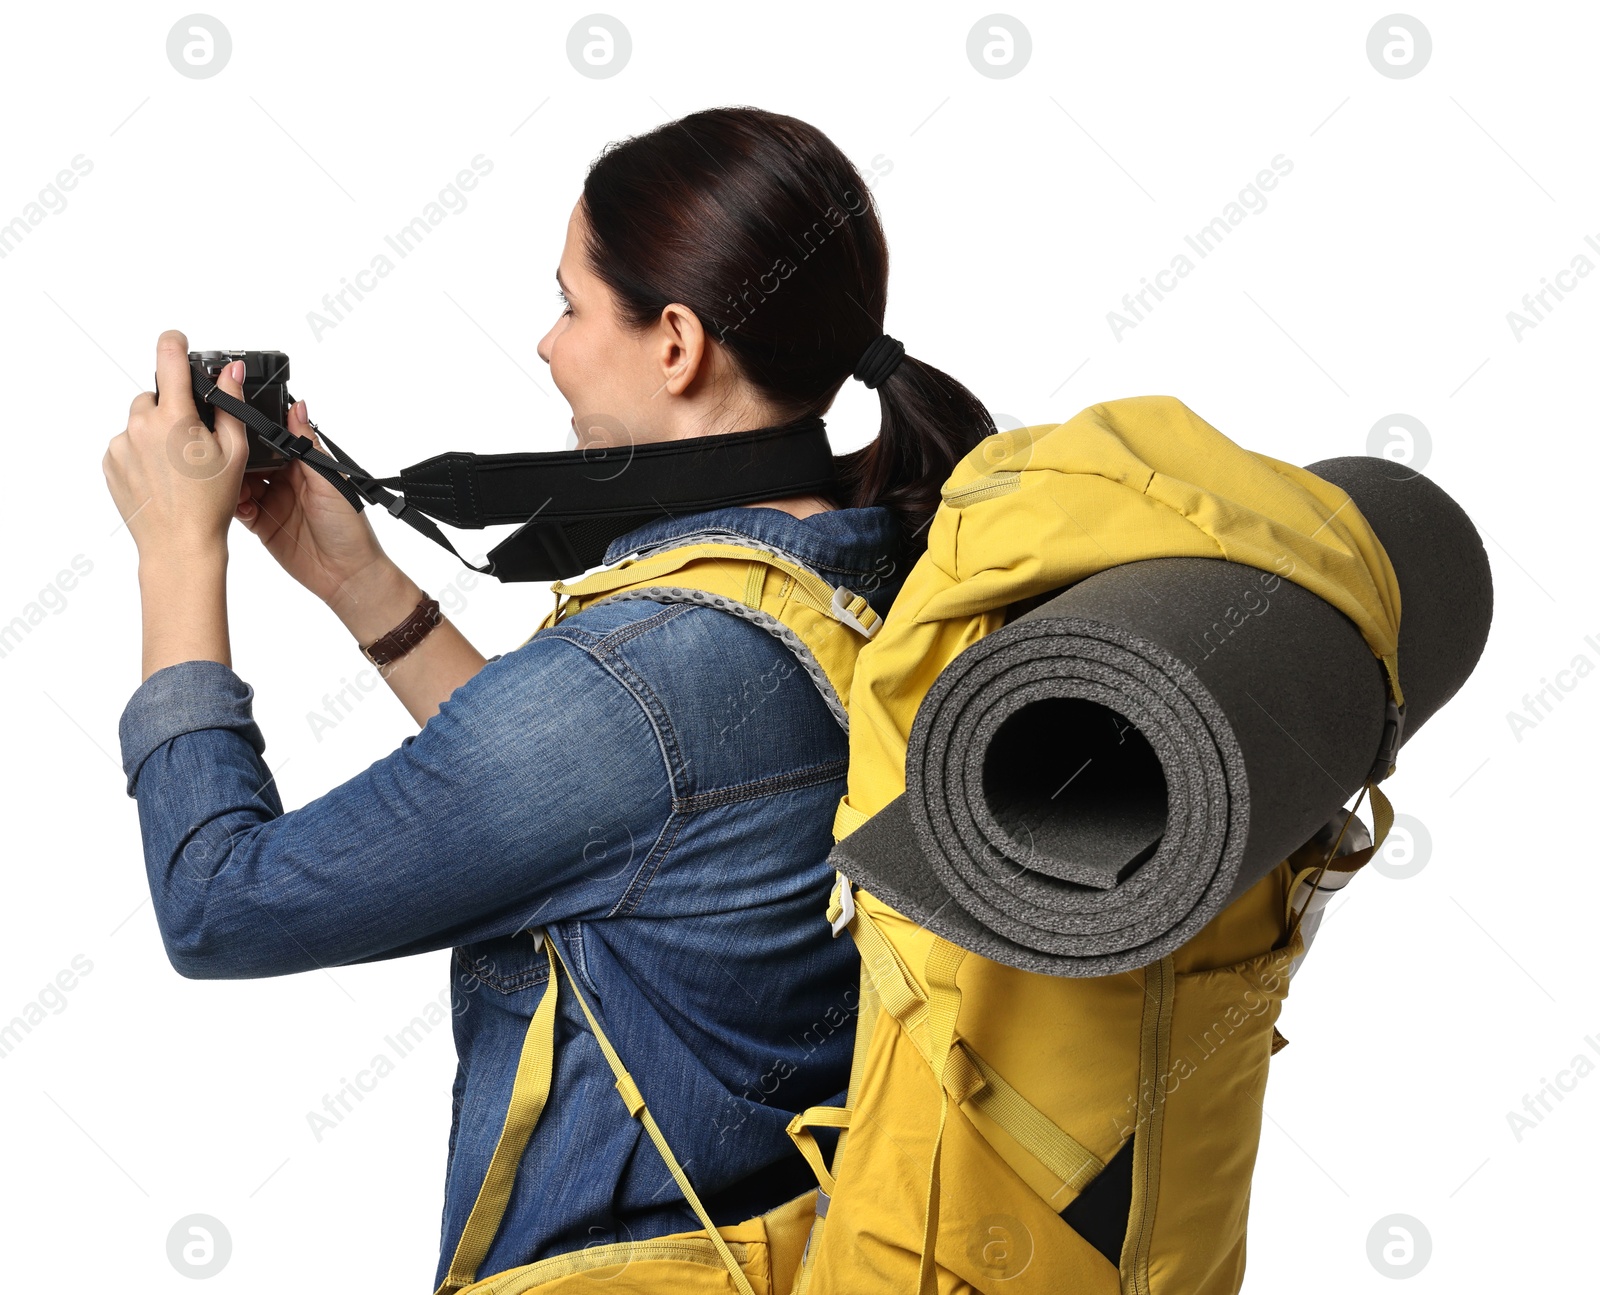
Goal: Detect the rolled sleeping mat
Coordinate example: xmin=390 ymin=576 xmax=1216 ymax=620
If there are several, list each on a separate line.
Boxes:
xmin=829 ymin=457 xmax=1492 ymax=977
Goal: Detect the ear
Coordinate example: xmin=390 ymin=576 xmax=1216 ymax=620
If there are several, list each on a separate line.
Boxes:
xmin=654 ymin=302 xmax=710 ymax=397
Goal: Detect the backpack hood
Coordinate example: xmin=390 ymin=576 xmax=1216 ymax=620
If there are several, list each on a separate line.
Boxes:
xmin=841 ymin=394 xmax=1404 ymax=826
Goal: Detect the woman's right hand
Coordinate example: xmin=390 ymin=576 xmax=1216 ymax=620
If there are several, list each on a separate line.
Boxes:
xmin=233 ymin=399 xmax=396 ymax=608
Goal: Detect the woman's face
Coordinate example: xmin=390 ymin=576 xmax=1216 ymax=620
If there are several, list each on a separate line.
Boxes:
xmin=534 ymin=197 xmax=833 ymax=518
xmin=538 ymin=199 xmax=706 ymax=450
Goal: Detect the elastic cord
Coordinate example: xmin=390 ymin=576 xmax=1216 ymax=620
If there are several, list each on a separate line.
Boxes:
xmin=853 ymin=334 xmax=906 ymax=390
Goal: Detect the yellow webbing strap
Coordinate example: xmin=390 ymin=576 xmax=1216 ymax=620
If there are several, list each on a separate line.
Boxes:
xmin=827 ymin=879 xmax=1107 ymax=1209
xmin=844 ymin=954 xmax=881 ymax=1112
xmin=1285 ymin=779 xmax=1396 ymax=942
xmin=790 ymin=941 xmax=884 ymax=1292
xmin=785 ymin=1105 xmax=853 ymax=1197
xmin=786 ymin=947 xmax=883 ymax=1192
xmin=546 ymin=937 xmax=758 ymax=1295
xmin=947 ymin=1043 xmax=1102 ymax=1195
xmin=742 ymin=560 xmax=766 ymax=609
xmin=831 ymin=797 xmax=871 ymax=841
xmin=828 ymin=876 xmax=926 ymax=1038
xmin=435 ymin=938 xmax=561 ymax=1295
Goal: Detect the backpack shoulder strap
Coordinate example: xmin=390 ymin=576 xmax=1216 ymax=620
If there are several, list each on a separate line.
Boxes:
xmin=547 ymin=935 xmax=759 ymax=1295
xmin=434 ymin=936 xmax=561 ymax=1295
xmin=526 ymin=540 xmax=883 ymax=733
xmin=433 ymin=931 xmax=760 ymax=1295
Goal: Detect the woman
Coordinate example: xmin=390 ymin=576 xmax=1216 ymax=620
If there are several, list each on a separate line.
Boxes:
xmin=103 ymin=106 xmax=997 ymax=1283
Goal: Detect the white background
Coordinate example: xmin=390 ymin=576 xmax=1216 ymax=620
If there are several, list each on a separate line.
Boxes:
xmin=0 ymin=1 xmax=1593 ymax=1289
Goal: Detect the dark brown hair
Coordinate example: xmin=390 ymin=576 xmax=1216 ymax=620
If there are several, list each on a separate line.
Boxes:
xmin=579 ymin=105 xmax=996 ymax=557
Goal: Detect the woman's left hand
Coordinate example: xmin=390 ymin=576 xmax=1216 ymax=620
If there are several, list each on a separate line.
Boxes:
xmin=103 ymin=329 xmax=251 ymax=564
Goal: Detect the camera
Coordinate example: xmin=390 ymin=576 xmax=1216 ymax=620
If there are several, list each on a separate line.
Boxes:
xmin=157 ymin=350 xmax=295 ymax=473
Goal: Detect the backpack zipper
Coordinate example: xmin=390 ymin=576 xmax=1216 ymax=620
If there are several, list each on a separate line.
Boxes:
xmin=941 ymin=470 xmax=1022 ymax=507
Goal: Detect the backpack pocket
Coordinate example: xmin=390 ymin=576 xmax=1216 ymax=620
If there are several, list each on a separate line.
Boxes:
xmin=801 ymin=866 xmax=1299 ymax=1294
xmin=1121 ymin=865 xmax=1299 ymax=1295
xmin=799 ymin=1004 xmax=1121 ymax=1294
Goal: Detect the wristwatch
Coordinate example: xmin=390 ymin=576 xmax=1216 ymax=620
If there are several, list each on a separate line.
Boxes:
xmin=361 ymin=595 xmax=443 ymax=666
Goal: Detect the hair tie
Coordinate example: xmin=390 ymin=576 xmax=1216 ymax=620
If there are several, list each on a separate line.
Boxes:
xmin=853 ymin=334 xmax=906 ymax=390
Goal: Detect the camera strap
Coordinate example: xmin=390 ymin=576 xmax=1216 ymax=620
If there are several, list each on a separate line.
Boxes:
xmin=189 ymin=363 xmax=840 ymax=582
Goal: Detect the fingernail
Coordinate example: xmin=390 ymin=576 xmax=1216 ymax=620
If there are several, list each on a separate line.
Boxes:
xmin=230 ymin=360 xmax=246 ymax=383
xmin=295 ymin=399 xmax=308 ymax=422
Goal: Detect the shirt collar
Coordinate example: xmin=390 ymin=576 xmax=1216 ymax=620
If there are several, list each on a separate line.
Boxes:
xmin=602 ymin=503 xmax=905 ymax=605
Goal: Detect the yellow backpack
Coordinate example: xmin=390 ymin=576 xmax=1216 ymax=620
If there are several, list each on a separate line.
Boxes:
xmin=441 ymin=396 xmax=1403 ymax=1295
xmin=790 ymin=396 xmax=1402 ymax=1295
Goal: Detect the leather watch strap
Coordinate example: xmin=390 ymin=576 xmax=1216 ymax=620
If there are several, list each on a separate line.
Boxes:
xmin=361 ymin=595 xmax=443 ymax=666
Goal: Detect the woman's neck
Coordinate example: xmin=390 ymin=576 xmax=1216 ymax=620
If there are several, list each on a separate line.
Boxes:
xmin=740 ymin=494 xmax=837 ymax=520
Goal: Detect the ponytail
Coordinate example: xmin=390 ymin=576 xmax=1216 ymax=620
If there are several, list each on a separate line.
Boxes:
xmin=834 ymin=354 xmax=996 ymax=558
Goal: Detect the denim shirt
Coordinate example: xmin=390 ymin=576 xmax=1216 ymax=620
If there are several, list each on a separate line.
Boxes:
xmin=116 ymin=501 xmax=905 ymax=1285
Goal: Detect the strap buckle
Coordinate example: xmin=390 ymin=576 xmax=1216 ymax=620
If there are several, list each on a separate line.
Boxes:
xmin=829 ymin=584 xmax=880 ymax=638
xmin=829 ymin=876 xmax=856 ymax=937
xmin=1369 ymin=697 xmax=1406 ymax=783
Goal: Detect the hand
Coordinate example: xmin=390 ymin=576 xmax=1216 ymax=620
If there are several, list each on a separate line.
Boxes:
xmin=233 ymin=395 xmax=396 ymax=607
xmin=103 ymin=330 xmax=249 ymax=563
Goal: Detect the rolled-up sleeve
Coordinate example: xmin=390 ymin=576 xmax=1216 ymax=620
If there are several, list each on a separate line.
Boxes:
xmin=120 ymin=659 xmax=268 ymax=798
xmin=116 ymin=641 xmax=673 ymax=980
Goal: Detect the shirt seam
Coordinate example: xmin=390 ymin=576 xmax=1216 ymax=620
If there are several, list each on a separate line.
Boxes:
xmin=529 ymin=628 xmax=690 ymax=919
xmin=540 ymin=601 xmax=697 ymax=654
xmin=672 ymin=758 xmax=850 ymax=814
xmin=582 ymin=639 xmax=691 ymax=803
xmin=611 ymin=809 xmax=691 ymax=917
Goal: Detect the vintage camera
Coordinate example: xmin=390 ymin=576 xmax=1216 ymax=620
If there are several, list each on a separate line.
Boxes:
xmin=158 ymin=350 xmax=295 ymax=473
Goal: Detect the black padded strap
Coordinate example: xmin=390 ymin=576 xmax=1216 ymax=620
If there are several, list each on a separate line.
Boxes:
xmin=187 ymin=362 xmax=838 ymax=583
xmin=379 ymin=419 xmax=838 ymax=530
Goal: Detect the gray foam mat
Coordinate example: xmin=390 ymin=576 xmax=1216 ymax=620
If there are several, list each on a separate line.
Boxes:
xmin=829 ymin=458 xmax=1492 ymax=977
